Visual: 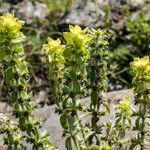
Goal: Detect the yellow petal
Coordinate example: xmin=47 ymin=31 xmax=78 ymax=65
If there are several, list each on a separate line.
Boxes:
xmin=69 ymin=25 xmax=82 ymax=34
xmin=134 ymin=56 xmax=149 ymax=67
xmin=74 ymin=25 xmax=82 ymax=33
xmin=69 ymin=25 xmax=74 ymax=33
xmin=56 ymin=38 xmax=61 ymax=45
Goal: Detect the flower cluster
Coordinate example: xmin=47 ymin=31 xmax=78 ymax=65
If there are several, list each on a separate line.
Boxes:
xmin=130 ymin=56 xmax=150 ymax=104
xmin=63 ymin=25 xmax=92 ymax=43
xmin=43 ymin=37 xmax=65 ymax=80
xmin=0 ymin=13 xmax=24 ymax=38
xmin=117 ymin=97 xmax=132 ymax=112
xmin=131 ymin=56 xmax=149 ymax=70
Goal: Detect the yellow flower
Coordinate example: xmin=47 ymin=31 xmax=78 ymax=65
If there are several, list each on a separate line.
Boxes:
xmin=43 ymin=37 xmax=65 ymax=63
xmin=147 ymin=65 xmax=150 ymax=72
xmin=117 ymin=97 xmax=132 ymax=111
xmin=0 ymin=13 xmax=24 ymax=36
xmin=102 ymin=142 xmax=111 ymax=150
xmin=63 ymin=25 xmax=92 ymax=43
xmin=69 ymin=25 xmax=83 ymax=34
xmin=130 ymin=56 xmax=149 ymax=69
xmin=43 ymin=37 xmax=64 ymax=52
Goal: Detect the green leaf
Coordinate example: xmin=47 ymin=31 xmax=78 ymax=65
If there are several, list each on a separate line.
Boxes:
xmin=89 ymin=144 xmax=99 ymax=150
xmin=0 ymin=48 xmax=6 ymax=60
xmin=19 ymin=118 xmax=26 ymax=131
xmin=103 ymin=102 xmax=110 ymax=113
xmin=65 ymin=137 xmax=72 ymax=150
xmin=91 ymin=91 xmax=99 ymax=106
xmin=60 ymin=113 xmax=68 ymax=129
xmin=73 ymin=82 xmax=80 ymax=95
xmin=63 ymin=32 xmax=73 ymax=43
xmin=11 ymin=33 xmax=25 ymax=44
xmin=69 ymin=81 xmax=80 ymax=95
xmin=5 ymin=67 xmax=14 ymax=84
xmin=129 ymin=144 xmax=137 ymax=150
xmin=69 ymin=70 xmax=77 ymax=80
xmin=85 ymin=131 xmax=95 ymax=140
xmin=67 ymin=114 xmax=75 ymax=129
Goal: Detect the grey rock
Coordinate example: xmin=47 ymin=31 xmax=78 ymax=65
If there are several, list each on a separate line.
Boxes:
xmin=0 ymin=3 xmax=11 ymax=14
xmin=127 ymin=0 xmax=145 ymax=9
xmin=14 ymin=0 xmax=49 ymax=24
xmin=0 ymin=0 xmax=49 ymax=24
xmin=130 ymin=4 xmax=150 ymax=22
xmin=59 ymin=0 xmax=147 ymax=33
xmin=59 ymin=0 xmax=109 ymax=27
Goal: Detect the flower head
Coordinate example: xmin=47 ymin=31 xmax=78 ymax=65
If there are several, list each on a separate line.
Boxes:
xmin=63 ymin=25 xmax=92 ymax=43
xmin=69 ymin=25 xmax=83 ymax=34
xmin=43 ymin=37 xmax=64 ymax=52
xmin=43 ymin=37 xmax=65 ymax=63
xmin=117 ymin=97 xmax=132 ymax=111
xmin=130 ymin=56 xmax=149 ymax=70
xmin=0 ymin=13 xmax=24 ymax=37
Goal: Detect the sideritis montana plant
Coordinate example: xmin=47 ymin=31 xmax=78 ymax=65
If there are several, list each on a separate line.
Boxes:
xmin=0 ymin=13 xmax=55 ymax=150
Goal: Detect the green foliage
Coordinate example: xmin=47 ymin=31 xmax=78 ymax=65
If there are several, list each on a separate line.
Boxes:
xmin=109 ymin=44 xmax=132 ymax=87
xmin=126 ymin=11 xmax=150 ymax=56
xmin=130 ymin=56 xmax=150 ymax=150
xmin=0 ymin=13 xmax=55 ymax=150
xmin=44 ymin=23 xmax=150 ymax=149
xmin=43 ymin=25 xmax=93 ymax=149
xmin=43 ymin=0 xmax=73 ymax=13
xmin=43 ymin=25 xmax=119 ymax=149
xmin=102 ymin=142 xmax=111 ymax=150
xmin=87 ymin=28 xmax=109 ymax=145
xmin=106 ymin=97 xmax=133 ymax=149
xmin=0 ymin=114 xmax=25 ymax=149
xmin=0 ymin=12 xmax=150 ymax=150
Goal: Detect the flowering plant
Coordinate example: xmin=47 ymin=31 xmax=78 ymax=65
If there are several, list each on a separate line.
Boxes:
xmin=130 ymin=56 xmax=150 ymax=150
xmin=1 ymin=13 xmax=150 ymax=150
xmin=0 ymin=13 xmax=55 ymax=150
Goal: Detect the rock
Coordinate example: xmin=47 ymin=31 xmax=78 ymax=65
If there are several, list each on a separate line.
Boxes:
xmin=14 ymin=0 xmax=49 ymax=24
xmin=59 ymin=0 xmax=147 ymax=33
xmin=34 ymin=90 xmax=47 ymax=104
xmin=0 ymin=3 xmax=11 ymax=14
xmin=59 ymin=0 xmax=108 ymax=27
xmin=127 ymin=0 xmax=145 ymax=9
xmin=59 ymin=0 xmax=130 ymax=33
xmin=0 ymin=0 xmax=49 ymax=24
xmin=0 ymin=102 xmax=11 ymax=113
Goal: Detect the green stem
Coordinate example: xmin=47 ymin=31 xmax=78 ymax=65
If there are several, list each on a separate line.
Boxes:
xmin=72 ymin=95 xmax=89 ymax=149
xmin=76 ymin=112 xmax=90 ymax=149
xmin=72 ymin=136 xmax=81 ymax=150
xmin=140 ymin=104 xmax=146 ymax=150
